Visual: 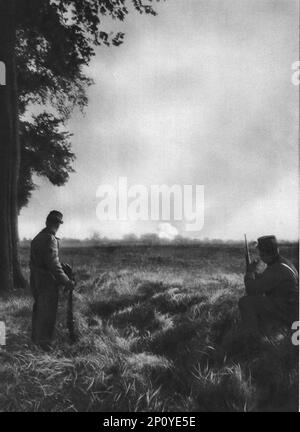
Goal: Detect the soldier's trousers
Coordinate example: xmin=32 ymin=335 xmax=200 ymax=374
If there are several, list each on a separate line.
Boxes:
xmin=31 ymin=273 xmax=59 ymax=350
xmin=239 ymin=295 xmax=289 ymax=337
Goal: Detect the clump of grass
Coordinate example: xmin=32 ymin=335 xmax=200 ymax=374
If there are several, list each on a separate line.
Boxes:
xmin=150 ymin=290 xmax=208 ymax=315
xmin=192 ymin=363 xmax=256 ymax=412
xmin=110 ymin=304 xmax=162 ymax=335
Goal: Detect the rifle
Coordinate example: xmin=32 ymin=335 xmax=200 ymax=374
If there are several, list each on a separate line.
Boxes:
xmin=244 ymin=234 xmax=252 ymax=271
xmin=62 ymin=262 xmax=78 ymax=343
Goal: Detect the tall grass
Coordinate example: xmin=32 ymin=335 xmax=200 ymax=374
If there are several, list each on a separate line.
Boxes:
xmin=0 ymin=244 xmax=298 ymax=412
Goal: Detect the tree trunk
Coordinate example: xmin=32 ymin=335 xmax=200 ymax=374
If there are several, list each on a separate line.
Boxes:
xmin=0 ymin=0 xmax=27 ymax=292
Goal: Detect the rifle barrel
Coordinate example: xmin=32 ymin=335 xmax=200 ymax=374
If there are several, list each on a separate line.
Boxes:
xmin=244 ymin=234 xmax=251 ymax=267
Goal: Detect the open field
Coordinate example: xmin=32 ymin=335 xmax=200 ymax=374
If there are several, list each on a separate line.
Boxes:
xmin=0 ymin=243 xmax=298 ymax=412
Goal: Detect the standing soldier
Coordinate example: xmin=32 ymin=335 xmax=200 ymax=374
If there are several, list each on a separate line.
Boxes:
xmin=239 ymin=235 xmax=299 ymax=338
xmin=30 ymin=211 xmax=74 ymax=351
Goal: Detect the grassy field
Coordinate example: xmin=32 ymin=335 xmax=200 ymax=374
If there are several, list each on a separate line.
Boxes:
xmin=0 ymin=243 xmax=298 ymax=412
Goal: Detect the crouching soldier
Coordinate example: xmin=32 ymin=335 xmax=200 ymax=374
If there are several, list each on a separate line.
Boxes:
xmin=30 ymin=211 xmax=74 ymax=351
xmin=239 ymin=236 xmax=299 ymax=338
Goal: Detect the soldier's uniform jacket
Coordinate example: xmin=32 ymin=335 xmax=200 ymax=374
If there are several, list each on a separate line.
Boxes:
xmin=30 ymin=227 xmax=69 ymax=286
xmin=244 ymin=255 xmax=299 ymax=320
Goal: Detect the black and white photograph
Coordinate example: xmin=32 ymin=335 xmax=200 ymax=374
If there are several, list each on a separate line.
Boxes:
xmin=0 ymin=0 xmax=299 ymax=415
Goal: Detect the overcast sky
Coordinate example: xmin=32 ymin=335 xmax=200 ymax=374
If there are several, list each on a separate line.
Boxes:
xmin=19 ymin=0 xmax=299 ymax=240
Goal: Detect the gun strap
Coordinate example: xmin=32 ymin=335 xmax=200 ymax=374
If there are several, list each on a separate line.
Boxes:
xmin=280 ymin=263 xmax=298 ymax=279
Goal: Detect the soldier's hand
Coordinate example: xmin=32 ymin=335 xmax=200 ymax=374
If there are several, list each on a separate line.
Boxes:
xmin=66 ymin=279 xmax=75 ymax=291
xmin=247 ymin=259 xmax=260 ymax=273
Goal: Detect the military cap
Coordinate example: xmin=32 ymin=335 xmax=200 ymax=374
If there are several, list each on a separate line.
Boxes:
xmin=256 ymin=235 xmax=279 ymax=255
xmin=46 ymin=210 xmax=64 ymax=225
